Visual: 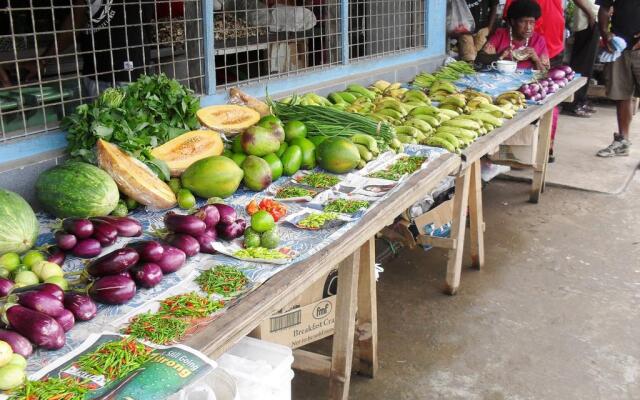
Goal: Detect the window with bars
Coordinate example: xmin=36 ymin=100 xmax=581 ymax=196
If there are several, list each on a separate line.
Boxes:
xmin=213 ymin=0 xmax=342 ymax=89
xmin=349 ymin=0 xmax=425 ymax=60
xmin=0 ymin=0 xmax=205 ymax=142
xmin=0 ymin=0 xmax=430 ymax=145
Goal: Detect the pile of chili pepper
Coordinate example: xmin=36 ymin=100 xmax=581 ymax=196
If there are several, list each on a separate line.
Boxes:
xmin=76 ymin=338 xmax=152 ymax=381
xmin=159 ymin=292 xmax=223 ymax=318
xmin=246 ymin=198 xmax=287 ymax=221
xmin=196 ymin=265 xmax=248 ymax=296
xmin=9 ymin=377 xmax=91 ymax=400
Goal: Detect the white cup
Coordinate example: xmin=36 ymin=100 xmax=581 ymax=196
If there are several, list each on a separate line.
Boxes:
xmin=491 ymin=60 xmax=518 ymax=74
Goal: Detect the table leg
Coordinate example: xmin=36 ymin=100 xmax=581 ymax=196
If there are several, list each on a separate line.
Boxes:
xmin=445 ymin=169 xmax=471 ymax=295
xmin=468 ymin=160 xmax=485 ymax=270
xmin=329 ymin=250 xmax=361 ymax=400
xmin=355 ymin=238 xmax=377 ymax=378
xmin=530 ymin=109 xmax=554 ymax=203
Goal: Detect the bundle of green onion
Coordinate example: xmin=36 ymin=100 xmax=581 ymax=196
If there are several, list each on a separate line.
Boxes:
xmin=269 ymin=99 xmax=396 ymax=149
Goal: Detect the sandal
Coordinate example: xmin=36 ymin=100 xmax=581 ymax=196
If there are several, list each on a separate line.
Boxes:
xmin=562 ymin=106 xmax=592 ymax=118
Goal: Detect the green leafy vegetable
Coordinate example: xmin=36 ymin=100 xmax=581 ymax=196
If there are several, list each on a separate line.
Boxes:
xmin=63 ymin=74 xmax=200 ymax=165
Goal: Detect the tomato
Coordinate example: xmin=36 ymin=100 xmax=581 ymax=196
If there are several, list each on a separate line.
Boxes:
xmin=256 ymin=198 xmax=287 ymax=222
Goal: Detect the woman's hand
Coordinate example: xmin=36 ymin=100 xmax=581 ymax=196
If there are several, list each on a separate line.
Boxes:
xmin=520 ymin=47 xmax=539 ymax=61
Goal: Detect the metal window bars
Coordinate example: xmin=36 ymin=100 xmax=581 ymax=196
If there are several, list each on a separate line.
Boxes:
xmin=349 ymin=0 xmax=425 ymax=61
xmin=0 ymin=0 xmax=205 ymax=142
xmin=0 ymin=0 xmax=426 ymax=143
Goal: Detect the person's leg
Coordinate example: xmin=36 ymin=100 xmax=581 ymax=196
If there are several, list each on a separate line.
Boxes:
xmin=457 ymin=34 xmax=477 ymax=62
xmin=597 ymin=51 xmax=633 ymax=157
xmin=566 ymin=27 xmax=599 ymax=112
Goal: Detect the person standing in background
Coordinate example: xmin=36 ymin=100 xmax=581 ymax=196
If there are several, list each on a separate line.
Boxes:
xmin=595 ymin=0 xmax=640 ymax=157
xmin=458 ymin=0 xmax=499 ymax=62
xmin=563 ymin=0 xmax=599 ymax=118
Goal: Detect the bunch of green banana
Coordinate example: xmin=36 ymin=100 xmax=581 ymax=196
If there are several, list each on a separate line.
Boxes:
xmin=437 ymin=93 xmax=467 ymax=114
xmin=298 ymin=92 xmax=333 ymax=107
xmin=429 ymin=80 xmax=458 ymax=95
xmin=369 ymin=80 xmax=403 ymax=96
xmin=413 ymin=72 xmax=436 ymax=89
xmin=349 ymin=133 xmax=381 ymax=167
xmin=495 ymin=91 xmax=527 ymax=111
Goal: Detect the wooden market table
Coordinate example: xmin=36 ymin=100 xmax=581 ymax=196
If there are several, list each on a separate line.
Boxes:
xmin=184 ymin=153 xmax=462 ymax=399
xmin=429 ymin=78 xmax=588 ymax=295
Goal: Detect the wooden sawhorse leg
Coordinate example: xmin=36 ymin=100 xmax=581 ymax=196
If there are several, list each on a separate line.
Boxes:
xmin=329 ymin=250 xmax=361 ymax=399
xmin=445 ymin=167 xmax=471 ymax=295
xmin=355 ymin=238 xmax=378 ymax=378
xmin=530 ymin=109 xmax=554 ymax=203
xmin=468 ymin=160 xmax=485 ymax=270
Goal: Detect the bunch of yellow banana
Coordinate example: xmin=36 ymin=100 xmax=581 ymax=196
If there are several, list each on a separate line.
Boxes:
xmin=495 ymin=91 xmax=527 ymax=110
xmin=429 ymin=80 xmax=458 ymax=95
xmin=369 ymin=80 xmax=403 ymax=95
xmin=437 ymin=93 xmax=467 ymax=114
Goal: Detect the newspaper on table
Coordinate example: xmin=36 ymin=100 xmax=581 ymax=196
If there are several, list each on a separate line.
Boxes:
xmin=0 ymin=333 xmax=216 ymax=400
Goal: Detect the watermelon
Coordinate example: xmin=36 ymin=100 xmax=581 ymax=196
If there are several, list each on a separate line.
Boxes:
xmin=36 ymin=161 xmax=119 ymax=218
xmin=0 ymin=189 xmax=39 ymax=255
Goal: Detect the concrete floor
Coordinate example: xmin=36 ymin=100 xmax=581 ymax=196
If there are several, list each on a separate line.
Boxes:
xmin=291 ymin=112 xmax=640 ymax=399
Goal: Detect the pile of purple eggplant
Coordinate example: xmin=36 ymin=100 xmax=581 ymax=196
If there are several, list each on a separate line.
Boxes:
xmin=518 ymin=65 xmax=576 ymax=102
xmin=52 ymin=216 xmax=143 ymax=263
xmin=0 ymin=283 xmax=97 ymax=353
xmin=161 ymin=203 xmax=246 ymax=257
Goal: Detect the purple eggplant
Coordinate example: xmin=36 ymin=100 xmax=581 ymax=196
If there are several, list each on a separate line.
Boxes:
xmin=157 ymin=245 xmax=186 ymax=274
xmin=72 ymin=238 xmax=102 ymax=258
xmin=0 ymin=329 xmax=33 ymax=357
xmin=47 ymin=247 xmax=66 ymax=265
xmin=126 ymin=240 xmax=164 ymax=262
xmin=213 ymin=203 xmax=237 ymax=225
xmin=63 ymin=218 xmax=94 ymax=239
xmin=167 ymin=233 xmax=200 ymax=257
xmin=88 ymin=275 xmax=137 ymax=305
xmin=86 ymin=248 xmax=140 ymax=277
xmin=63 ymin=293 xmax=97 ymax=321
xmin=89 ymin=218 xmax=119 ymax=245
xmin=38 ymin=283 xmax=65 ymax=302
xmin=195 ymin=229 xmax=217 ymax=254
xmin=5 ymin=305 xmax=65 ymax=350
xmin=55 ymin=309 xmax=75 ymax=332
xmin=55 ymin=231 xmax=77 ymax=250
xmin=131 ymin=262 xmax=163 ymax=288
xmin=16 ymin=291 xmax=66 ymax=317
xmin=194 ymin=205 xmax=220 ymax=228
xmin=164 ymin=212 xmax=206 ymax=236
xmin=0 ymin=278 xmax=14 ymax=297
xmin=217 ymin=218 xmax=247 ymax=240
xmin=93 ymin=216 xmax=142 ymax=237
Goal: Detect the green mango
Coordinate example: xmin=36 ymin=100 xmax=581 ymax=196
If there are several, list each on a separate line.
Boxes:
xmin=241 ymin=126 xmax=281 ymax=157
xmin=241 ymin=155 xmax=273 ymax=191
xmin=281 ymin=145 xmax=302 ymax=176
xmin=290 ymin=138 xmax=316 ymax=170
xmin=262 ymin=153 xmax=284 ymax=181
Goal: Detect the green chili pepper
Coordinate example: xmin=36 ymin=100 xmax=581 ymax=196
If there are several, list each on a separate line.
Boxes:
xmin=299 ymin=172 xmax=340 ymax=189
xmin=298 ymin=212 xmax=339 ymax=229
xmin=324 ymin=199 xmax=369 ymax=214
xmin=276 ymin=186 xmax=315 ymax=199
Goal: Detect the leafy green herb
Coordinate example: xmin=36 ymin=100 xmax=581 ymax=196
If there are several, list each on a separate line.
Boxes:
xmin=63 ymin=74 xmax=200 ymax=165
xmin=234 ymin=247 xmax=289 ymax=260
xmin=298 ymin=172 xmax=340 ymax=188
xmin=275 ymin=186 xmax=316 ymax=199
xmin=197 ymin=265 xmax=248 ymax=296
xmin=369 ymin=156 xmax=426 ymax=180
xmin=324 ymin=199 xmax=369 ymax=214
xmin=297 ymin=212 xmax=339 ymax=229
xmin=8 ymin=377 xmax=91 ymax=400
xmin=76 ymin=338 xmax=151 ymax=381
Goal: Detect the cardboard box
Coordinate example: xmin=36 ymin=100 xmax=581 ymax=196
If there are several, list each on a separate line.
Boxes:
xmin=493 ymin=123 xmax=539 ymax=165
xmin=413 ymin=199 xmax=454 ymax=232
xmin=250 ymin=271 xmax=338 ymax=348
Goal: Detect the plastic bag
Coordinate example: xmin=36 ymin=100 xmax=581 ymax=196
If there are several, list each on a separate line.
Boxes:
xmin=447 ymin=0 xmax=475 ymax=35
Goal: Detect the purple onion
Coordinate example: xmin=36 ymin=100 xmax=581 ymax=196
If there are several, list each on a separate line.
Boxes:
xmin=63 ymin=218 xmax=94 ymax=239
xmin=131 ymin=262 xmax=163 ymax=288
xmin=72 ymin=238 xmax=102 ymax=258
xmin=164 ymin=212 xmax=207 ymax=236
xmin=213 ymin=203 xmax=237 ymax=225
xmin=127 ymin=240 xmax=164 ymax=262
xmin=195 ymin=229 xmax=217 ymax=254
xmin=157 ymin=245 xmax=186 ymax=274
xmin=558 ymin=65 xmax=573 ymax=74
xmin=88 ymin=275 xmax=137 ymax=305
xmin=0 ymin=329 xmax=33 ymax=357
xmin=55 ymin=309 xmax=75 ymax=332
xmin=167 ymin=233 xmax=200 ymax=257
xmin=47 ymin=247 xmax=66 ymax=265
xmin=5 ymin=305 xmax=65 ymax=350
xmin=216 ymin=218 xmax=247 ymax=240
xmin=194 ymin=205 xmax=221 ymax=228
xmin=55 ymin=231 xmax=77 ymax=250
xmin=16 ymin=291 xmax=66 ymax=317
xmin=92 ymin=216 xmax=142 ymax=237
xmin=0 ymin=278 xmax=14 ymax=297
xmin=548 ymin=68 xmax=566 ymax=80
xmin=63 ymin=293 xmax=97 ymax=321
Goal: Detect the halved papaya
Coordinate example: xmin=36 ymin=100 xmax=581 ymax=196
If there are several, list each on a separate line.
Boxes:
xmin=196 ymin=105 xmax=260 ymax=134
xmin=97 ymin=139 xmax=177 ymax=209
xmin=150 ymin=130 xmax=223 ymax=176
